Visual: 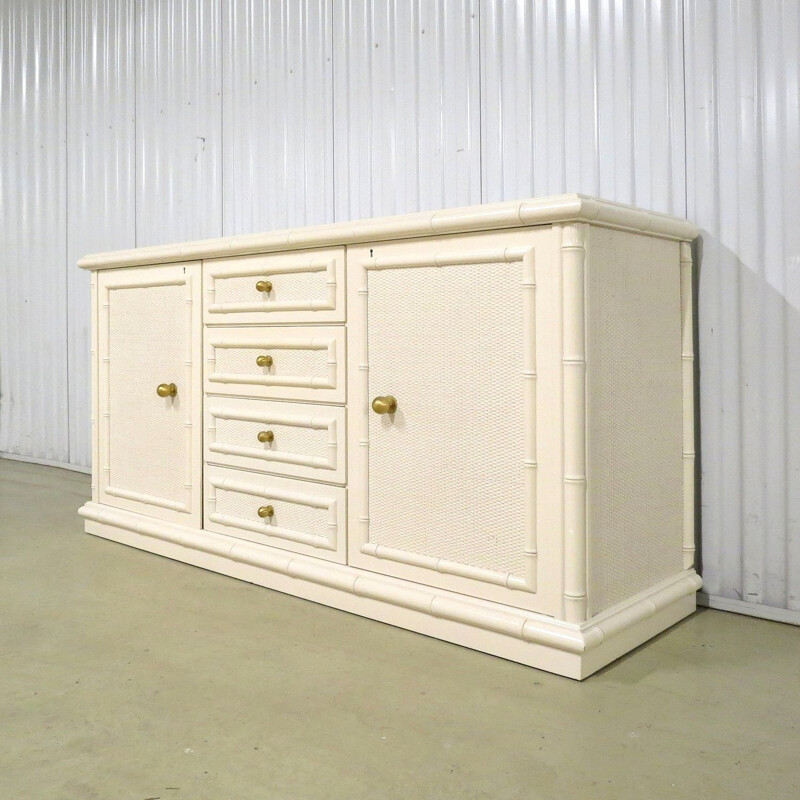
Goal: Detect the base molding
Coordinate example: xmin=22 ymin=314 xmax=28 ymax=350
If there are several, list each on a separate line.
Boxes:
xmin=79 ymin=502 xmax=701 ymax=679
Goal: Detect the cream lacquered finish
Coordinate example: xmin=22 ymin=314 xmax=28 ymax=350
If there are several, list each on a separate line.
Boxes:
xmin=79 ymin=194 xmax=701 ymax=680
xmin=204 ymin=247 xmax=345 ymax=325
xmin=204 ymin=326 xmax=345 ymax=403
xmin=96 ymin=263 xmax=203 ymax=527
xmin=205 ymin=397 xmax=346 ymax=485
xmin=204 ymin=466 xmax=347 ymax=563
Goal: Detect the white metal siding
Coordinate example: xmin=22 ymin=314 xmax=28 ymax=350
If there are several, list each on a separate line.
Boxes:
xmin=480 ymin=0 xmax=686 ymax=216
xmin=686 ymin=0 xmax=800 ymax=614
xmin=332 ymin=0 xmax=482 ymax=218
xmin=222 ymin=0 xmax=335 ymax=233
xmin=0 ymin=0 xmax=798 ymax=620
xmin=66 ymin=0 xmax=136 ymax=469
xmin=0 ymin=0 xmax=69 ymax=464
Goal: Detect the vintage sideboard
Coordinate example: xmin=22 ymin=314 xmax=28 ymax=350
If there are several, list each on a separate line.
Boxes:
xmin=78 ymin=194 xmax=701 ymax=679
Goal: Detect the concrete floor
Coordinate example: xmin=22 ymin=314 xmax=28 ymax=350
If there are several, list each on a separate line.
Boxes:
xmin=1 ymin=460 xmax=798 ymax=800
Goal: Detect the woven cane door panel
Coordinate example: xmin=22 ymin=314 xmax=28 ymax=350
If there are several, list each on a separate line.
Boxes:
xmin=204 ymin=466 xmax=346 ymax=562
xmin=349 ymin=235 xmax=543 ymax=608
xmin=98 ymin=264 xmax=202 ymax=525
xmin=205 ymin=326 xmax=345 ymax=402
xmin=205 ymin=397 xmax=345 ymax=483
xmin=586 ymin=228 xmax=683 ymax=614
xmin=204 ymin=247 xmax=344 ymax=324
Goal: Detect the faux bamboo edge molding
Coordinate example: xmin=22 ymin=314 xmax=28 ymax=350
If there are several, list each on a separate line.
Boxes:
xmin=78 ymin=194 xmax=700 ymax=270
xmin=79 ymin=501 xmax=702 ymax=668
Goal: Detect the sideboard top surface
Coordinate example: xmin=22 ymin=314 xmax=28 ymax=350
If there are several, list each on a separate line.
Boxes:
xmin=79 ymin=193 xmax=699 ymax=271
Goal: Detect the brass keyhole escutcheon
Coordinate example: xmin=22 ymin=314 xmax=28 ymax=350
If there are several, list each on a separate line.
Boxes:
xmin=257 ymin=505 xmax=274 ymax=519
xmin=256 ymin=354 xmax=273 ymax=368
xmin=256 ymin=279 xmax=273 ymax=293
xmin=156 ymin=383 xmax=177 ymax=398
xmin=257 ymin=430 xmax=274 ymax=444
xmin=371 ymin=395 xmax=397 ymax=415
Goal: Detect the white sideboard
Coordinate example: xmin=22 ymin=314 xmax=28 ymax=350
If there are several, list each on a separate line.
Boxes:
xmin=78 ymin=194 xmax=701 ymax=679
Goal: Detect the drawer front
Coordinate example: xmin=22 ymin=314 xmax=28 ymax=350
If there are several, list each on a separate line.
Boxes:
xmin=205 ymin=397 xmax=345 ymax=484
xmin=204 ymin=467 xmax=346 ymax=563
xmin=204 ymin=247 xmax=345 ymax=324
xmin=205 ymin=326 xmax=345 ymax=403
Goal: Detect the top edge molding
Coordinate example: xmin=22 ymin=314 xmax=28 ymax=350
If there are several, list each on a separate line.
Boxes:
xmin=79 ymin=194 xmax=699 ymax=270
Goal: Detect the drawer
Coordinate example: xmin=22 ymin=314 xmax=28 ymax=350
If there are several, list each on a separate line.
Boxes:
xmin=205 ymin=397 xmax=345 ymax=484
xmin=205 ymin=326 xmax=345 ymax=403
xmin=204 ymin=247 xmax=345 ymax=324
xmin=204 ymin=467 xmax=346 ymax=563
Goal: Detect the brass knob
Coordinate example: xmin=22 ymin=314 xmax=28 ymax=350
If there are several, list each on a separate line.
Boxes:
xmin=256 ymin=279 xmax=273 ymax=293
xmin=156 ymin=383 xmax=177 ymax=398
xmin=256 ymin=354 xmax=273 ymax=368
xmin=257 ymin=430 xmax=274 ymax=443
xmin=371 ymin=395 xmax=397 ymax=415
xmin=257 ymin=505 xmax=274 ymax=519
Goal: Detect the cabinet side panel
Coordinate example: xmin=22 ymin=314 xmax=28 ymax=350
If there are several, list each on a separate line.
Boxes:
xmin=586 ymin=229 xmax=683 ymax=615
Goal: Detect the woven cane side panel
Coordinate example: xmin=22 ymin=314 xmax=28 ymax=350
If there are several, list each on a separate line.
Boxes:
xmin=586 ymin=228 xmax=683 ymax=614
xmin=367 ymin=260 xmax=526 ymax=578
xmin=213 ymin=347 xmax=327 ymax=379
xmin=213 ymin=270 xmax=325 ymax=306
xmin=213 ymin=417 xmax=328 ymax=461
xmin=214 ymin=487 xmax=330 ymax=542
xmin=107 ymin=283 xmax=187 ymax=504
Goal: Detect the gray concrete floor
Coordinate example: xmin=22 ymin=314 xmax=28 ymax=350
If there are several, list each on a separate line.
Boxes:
xmin=1 ymin=460 xmax=798 ymax=800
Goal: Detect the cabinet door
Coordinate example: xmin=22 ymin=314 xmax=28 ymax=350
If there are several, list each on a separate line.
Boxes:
xmin=97 ymin=263 xmax=202 ymax=526
xmin=348 ymin=229 xmax=560 ymax=614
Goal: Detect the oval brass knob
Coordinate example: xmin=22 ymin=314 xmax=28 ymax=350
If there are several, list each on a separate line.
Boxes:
xmin=256 ymin=354 xmax=273 ymax=368
xmin=156 ymin=383 xmax=177 ymax=398
xmin=257 ymin=505 xmax=274 ymax=519
xmin=256 ymin=279 xmax=273 ymax=293
xmin=371 ymin=395 xmax=397 ymax=415
xmin=257 ymin=430 xmax=274 ymax=444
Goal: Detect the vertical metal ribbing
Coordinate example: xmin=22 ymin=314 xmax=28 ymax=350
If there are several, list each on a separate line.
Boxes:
xmin=522 ymin=247 xmax=538 ymax=591
xmin=680 ymin=241 xmax=696 ymax=570
xmin=561 ymin=224 xmax=588 ymax=623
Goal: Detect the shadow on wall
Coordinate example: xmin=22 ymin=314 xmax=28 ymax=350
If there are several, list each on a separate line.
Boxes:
xmin=692 ymin=233 xmax=800 ymax=611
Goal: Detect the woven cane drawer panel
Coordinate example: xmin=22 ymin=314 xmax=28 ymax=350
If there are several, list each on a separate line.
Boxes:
xmin=102 ymin=279 xmax=192 ymax=512
xmin=204 ymin=247 xmax=344 ymax=324
xmin=367 ymin=259 xmax=527 ymax=579
xmin=205 ymin=397 xmax=345 ymax=483
xmin=215 ymin=346 xmax=324 ymax=377
xmin=204 ymin=467 xmax=346 ymax=562
xmin=205 ymin=326 xmax=345 ymax=403
xmin=214 ymin=271 xmax=321 ymax=306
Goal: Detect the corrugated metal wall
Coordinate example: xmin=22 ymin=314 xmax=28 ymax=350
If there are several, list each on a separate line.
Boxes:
xmin=0 ymin=0 xmax=797 ymax=621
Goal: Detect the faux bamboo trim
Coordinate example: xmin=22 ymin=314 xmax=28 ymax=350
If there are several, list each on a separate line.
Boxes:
xmin=79 ymin=502 xmax=700 ymax=656
xmin=560 ymin=224 xmax=589 ymax=623
xmin=79 ymin=194 xmax=699 ymax=270
xmin=680 ymin=241 xmax=696 ymax=570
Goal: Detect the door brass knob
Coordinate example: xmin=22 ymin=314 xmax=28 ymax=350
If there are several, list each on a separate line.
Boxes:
xmin=256 ymin=280 xmax=273 ymax=293
xmin=257 ymin=430 xmax=274 ymax=443
xmin=256 ymin=354 xmax=273 ymax=368
xmin=156 ymin=383 xmax=177 ymax=398
xmin=257 ymin=505 xmax=274 ymax=519
xmin=371 ymin=395 xmax=397 ymax=415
